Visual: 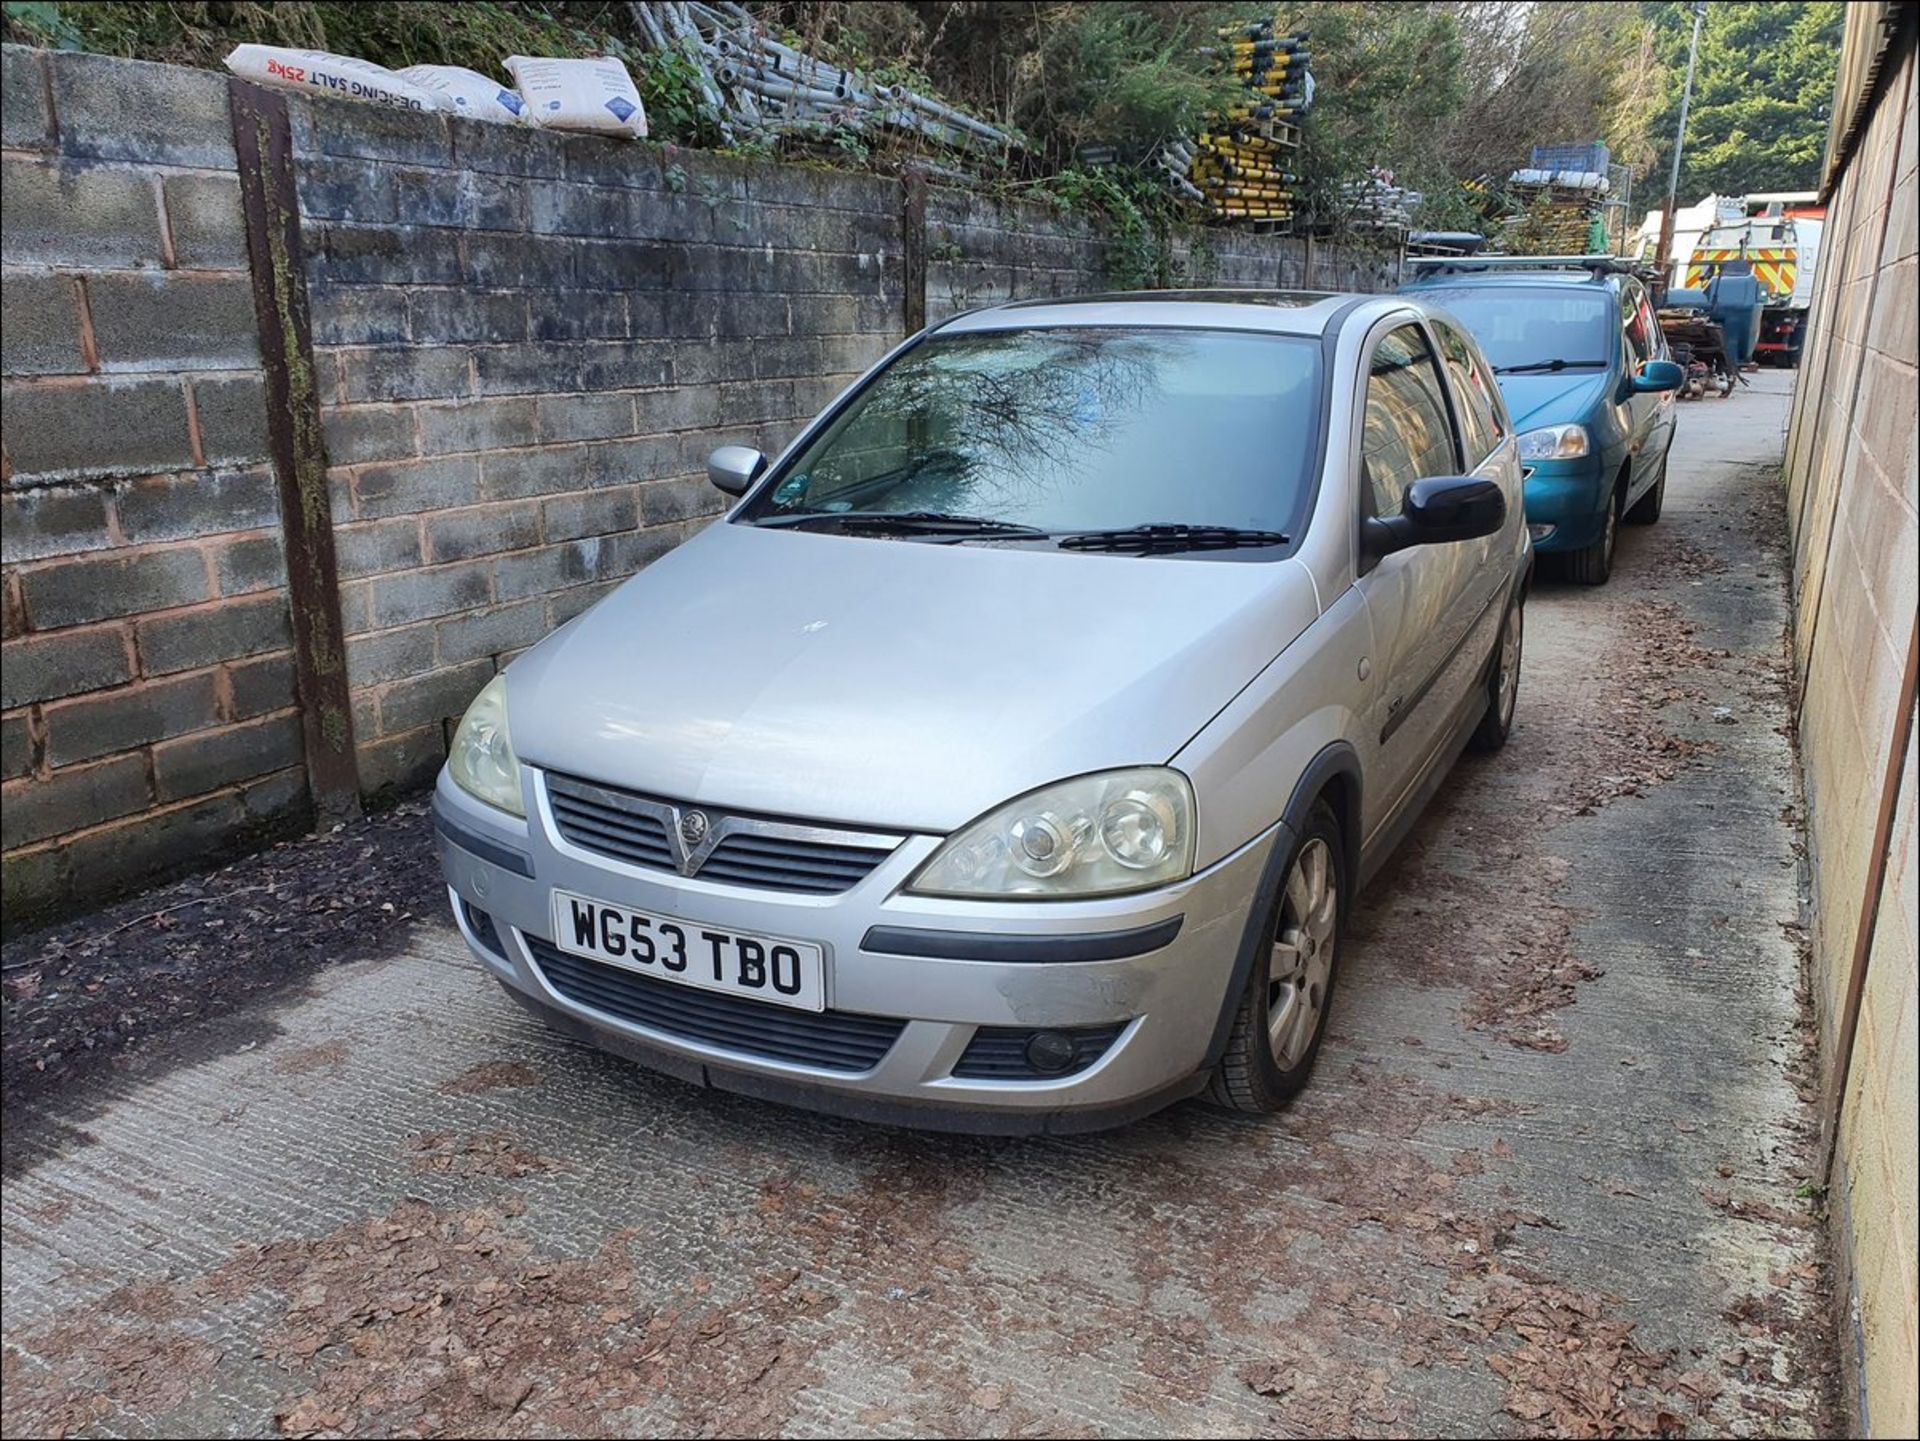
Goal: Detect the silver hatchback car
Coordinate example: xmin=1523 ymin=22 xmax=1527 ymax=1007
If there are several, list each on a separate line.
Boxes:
xmin=434 ymin=291 xmax=1531 ymax=1132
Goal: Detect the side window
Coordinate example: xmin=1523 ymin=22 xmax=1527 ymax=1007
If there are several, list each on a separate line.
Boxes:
xmin=1622 ymin=282 xmax=1654 ymax=366
xmin=1433 ymin=320 xmax=1501 ymax=467
xmin=1636 ymin=292 xmax=1665 ymax=360
xmin=1466 ymin=334 xmax=1509 ymax=439
xmin=1362 ymin=324 xmax=1458 ymax=517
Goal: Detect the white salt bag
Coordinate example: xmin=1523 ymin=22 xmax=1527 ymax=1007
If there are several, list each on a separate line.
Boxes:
xmin=224 ymin=45 xmax=435 ymax=111
xmin=399 ymin=65 xmax=527 ymax=125
xmin=504 ymin=56 xmax=648 ymax=138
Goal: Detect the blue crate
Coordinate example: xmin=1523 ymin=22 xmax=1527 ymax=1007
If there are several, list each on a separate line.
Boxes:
xmin=1529 ymin=142 xmax=1610 ymax=175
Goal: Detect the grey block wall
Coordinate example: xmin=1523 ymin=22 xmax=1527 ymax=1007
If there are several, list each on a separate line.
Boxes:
xmin=925 ymin=186 xmax=1402 ymax=323
xmin=293 ymin=106 xmax=903 ymax=795
xmin=2 ymin=44 xmax=1401 ymax=925
xmin=2 ymin=48 xmax=303 ymax=919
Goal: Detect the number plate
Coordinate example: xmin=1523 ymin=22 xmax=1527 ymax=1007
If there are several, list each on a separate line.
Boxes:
xmin=548 ymin=890 xmax=826 ymax=1012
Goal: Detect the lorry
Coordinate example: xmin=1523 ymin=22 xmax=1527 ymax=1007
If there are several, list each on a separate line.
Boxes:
xmin=1683 ymin=192 xmax=1825 ymax=367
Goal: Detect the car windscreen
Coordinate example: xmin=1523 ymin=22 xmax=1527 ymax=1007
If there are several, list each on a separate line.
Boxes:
xmin=1418 ymin=288 xmax=1613 ymax=371
xmin=734 ymin=326 xmax=1325 ymax=537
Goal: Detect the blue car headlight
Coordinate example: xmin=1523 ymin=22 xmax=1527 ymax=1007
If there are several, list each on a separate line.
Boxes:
xmin=1517 ymin=424 xmax=1591 ymax=461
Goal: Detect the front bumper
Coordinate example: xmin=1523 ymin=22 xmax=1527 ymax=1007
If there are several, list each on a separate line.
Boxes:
xmin=433 ymin=769 xmax=1281 ymax=1132
xmin=1521 ymin=456 xmax=1610 ymax=552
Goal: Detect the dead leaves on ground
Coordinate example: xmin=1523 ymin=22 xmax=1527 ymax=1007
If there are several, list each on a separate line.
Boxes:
xmin=1477 ymin=1283 xmax=1706 ymax=1439
xmin=241 ymin=1198 xmax=830 ymax=1439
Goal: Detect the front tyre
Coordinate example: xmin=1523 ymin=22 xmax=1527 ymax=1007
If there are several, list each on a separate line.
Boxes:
xmin=1625 ymin=459 xmax=1667 ymax=525
xmin=1562 ymin=489 xmax=1618 ymax=585
xmin=1208 ymin=802 xmax=1345 ymax=1113
xmin=1469 ymin=591 xmax=1524 ymax=753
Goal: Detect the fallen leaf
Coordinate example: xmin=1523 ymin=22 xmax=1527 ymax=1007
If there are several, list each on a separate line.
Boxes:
xmin=1237 ymin=1362 xmax=1294 ymax=1398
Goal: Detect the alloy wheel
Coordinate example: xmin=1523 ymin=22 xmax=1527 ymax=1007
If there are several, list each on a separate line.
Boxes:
xmin=1496 ymin=601 xmax=1523 ymax=729
xmin=1267 ymin=837 xmax=1337 ymax=1068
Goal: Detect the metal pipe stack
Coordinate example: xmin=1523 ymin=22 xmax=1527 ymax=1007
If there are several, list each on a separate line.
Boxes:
xmin=1489 ymin=141 xmax=1612 ymax=254
xmin=1205 ymin=25 xmax=1313 ymax=122
xmin=1498 ymin=163 xmax=1612 ymax=255
xmin=1166 ymin=17 xmax=1312 ymax=227
xmin=1335 ymin=169 xmax=1418 ymax=237
xmin=628 ymin=1 xmax=1014 ymax=159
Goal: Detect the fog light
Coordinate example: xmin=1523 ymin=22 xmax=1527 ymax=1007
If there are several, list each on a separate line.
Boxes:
xmin=460 ymin=897 xmax=503 ymax=956
xmin=1527 ymin=523 xmax=1557 ymax=542
xmin=1024 ymin=1030 xmax=1078 ymax=1074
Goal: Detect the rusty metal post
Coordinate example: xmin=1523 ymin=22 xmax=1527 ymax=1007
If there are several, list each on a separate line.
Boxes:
xmin=229 ymin=80 xmax=362 ymax=823
xmin=902 ymin=167 xmax=928 ymax=334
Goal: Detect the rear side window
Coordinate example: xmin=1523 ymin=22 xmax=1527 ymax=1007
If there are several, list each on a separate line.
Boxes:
xmin=1622 ymin=282 xmax=1656 ymax=364
xmin=1363 ymin=324 xmax=1458 ymax=517
xmin=1631 ymin=288 xmax=1664 ymax=362
xmin=1433 ymin=319 xmax=1505 ymax=466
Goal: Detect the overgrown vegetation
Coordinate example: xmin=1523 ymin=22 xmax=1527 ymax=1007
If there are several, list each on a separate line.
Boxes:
xmin=2 ymin=0 xmax=1844 ymax=235
xmin=1033 ymin=167 xmax=1178 ymax=291
xmin=1642 ymin=1 xmax=1844 ymax=197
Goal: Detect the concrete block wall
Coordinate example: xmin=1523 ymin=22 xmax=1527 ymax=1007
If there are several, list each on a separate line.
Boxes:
xmin=925 ymin=189 xmax=1106 ymax=318
xmin=925 ymin=187 xmax=1401 ymax=323
xmin=289 ymin=102 xmax=903 ymax=794
xmin=1208 ymin=230 xmax=1402 ymax=293
xmin=1781 ymin=31 xmax=1917 ymax=1440
xmin=1 ymin=48 xmax=304 ymax=916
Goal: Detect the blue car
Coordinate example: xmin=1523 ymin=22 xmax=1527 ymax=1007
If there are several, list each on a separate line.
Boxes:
xmin=1399 ymin=260 xmax=1683 ymax=584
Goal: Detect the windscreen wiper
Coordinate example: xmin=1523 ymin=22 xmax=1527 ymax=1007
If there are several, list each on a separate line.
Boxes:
xmin=1056 ymin=523 xmax=1291 ymax=554
xmin=759 ymin=510 xmax=1050 ymax=540
xmin=1493 ymin=359 xmax=1607 ymax=374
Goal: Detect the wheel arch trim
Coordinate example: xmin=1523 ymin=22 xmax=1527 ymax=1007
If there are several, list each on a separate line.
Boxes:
xmin=1198 ymin=742 xmax=1362 ymax=1070
xmin=1285 ymin=741 xmax=1363 ymax=889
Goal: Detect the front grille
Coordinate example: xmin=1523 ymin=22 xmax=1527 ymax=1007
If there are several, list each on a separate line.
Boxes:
xmin=544 ymin=772 xmax=897 ymax=895
xmin=546 ymin=774 xmax=676 ymax=870
xmin=951 ymin=1023 xmax=1128 ymax=1080
xmin=696 ymin=833 xmax=894 ymax=892
xmin=526 ymin=937 xmax=905 ymax=1072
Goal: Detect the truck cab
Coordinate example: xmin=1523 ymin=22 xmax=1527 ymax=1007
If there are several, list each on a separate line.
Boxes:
xmin=1685 ymin=197 xmax=1825 ymax=367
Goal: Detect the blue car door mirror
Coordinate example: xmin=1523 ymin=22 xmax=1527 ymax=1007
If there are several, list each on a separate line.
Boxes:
xmin=1632 ymin=360 xmax=1686 ymax=394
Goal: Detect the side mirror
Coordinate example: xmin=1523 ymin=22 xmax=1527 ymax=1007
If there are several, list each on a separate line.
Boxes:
xmin=707 ymin=444 xmax=767 ymax=497
xmin=1364 ymin=476 xmax=1506 ymax=561
xmin=1632 ymin=359 xmax=1685 ymax=393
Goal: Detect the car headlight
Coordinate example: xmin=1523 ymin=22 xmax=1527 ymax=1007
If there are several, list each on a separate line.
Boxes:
xmin=1517 ymin=424 xmax=1591 ymax=460
xmin=908 ymin=768 xmax=1196 ymax=899
xmin=448 ymin=673 xmax=524 ymax=816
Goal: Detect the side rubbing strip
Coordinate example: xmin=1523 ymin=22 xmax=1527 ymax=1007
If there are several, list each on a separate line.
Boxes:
xmin=861 ymin=916 xmax=1183 ymax=963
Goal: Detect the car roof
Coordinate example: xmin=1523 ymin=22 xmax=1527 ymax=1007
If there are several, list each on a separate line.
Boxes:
xmin=934 ymin=289 xmax=1396 ymax=338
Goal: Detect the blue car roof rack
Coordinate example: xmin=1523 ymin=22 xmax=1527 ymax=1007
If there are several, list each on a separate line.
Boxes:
xmin=1404 ymin=254 xmax=1641 ymax=281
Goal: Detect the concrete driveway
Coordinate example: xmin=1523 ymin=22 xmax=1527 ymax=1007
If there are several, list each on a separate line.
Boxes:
xmin=1 ymin=373 xmax=1838 ymax=1439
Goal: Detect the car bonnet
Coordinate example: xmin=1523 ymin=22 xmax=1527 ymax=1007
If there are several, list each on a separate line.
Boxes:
xmin=505 ymin=519 xmax=1323 ymax=833
xmin=1498 ymin=370 xmax=1614 ymax=435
